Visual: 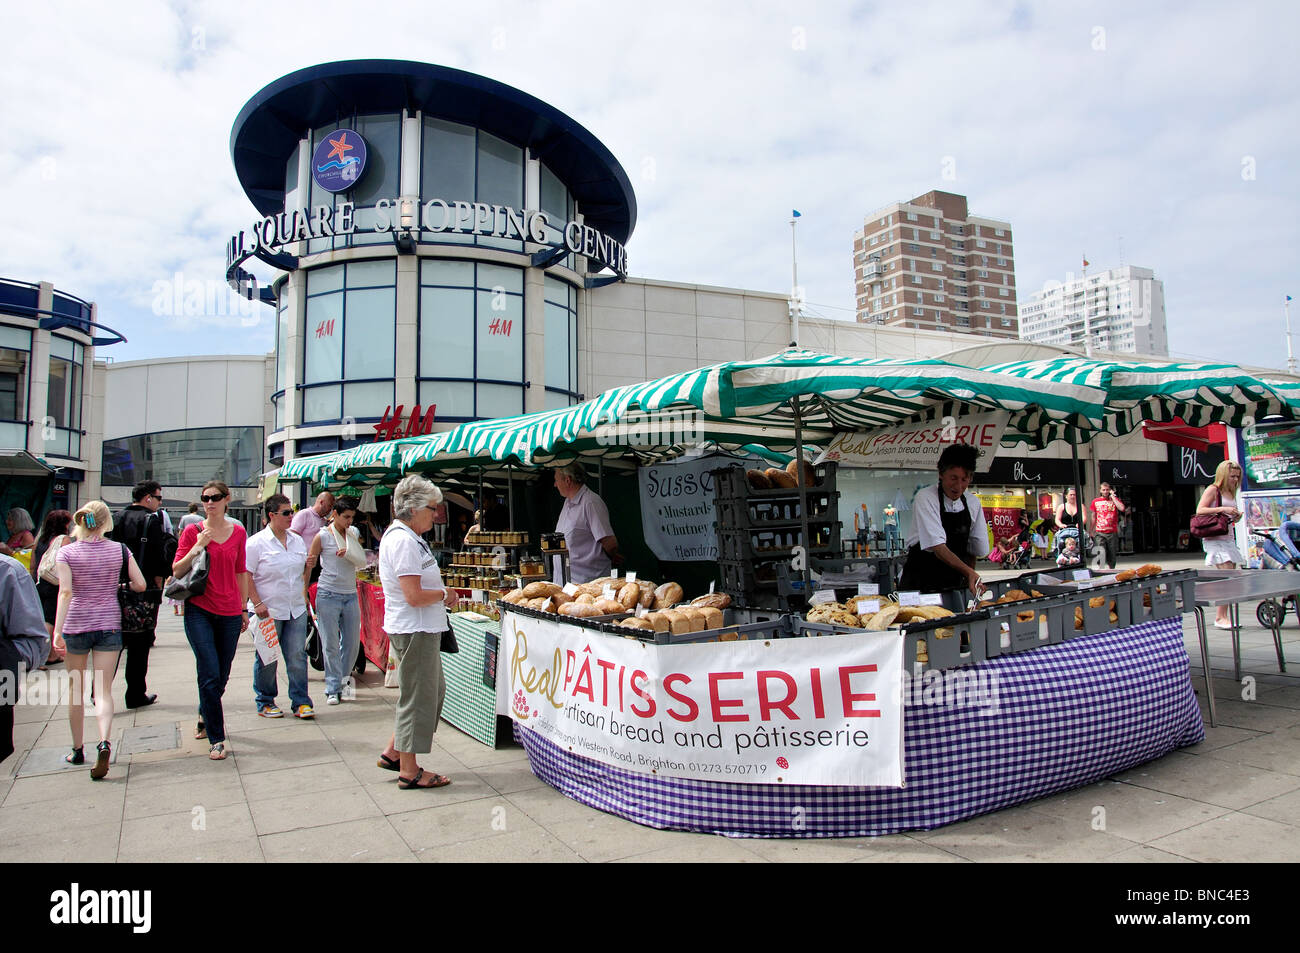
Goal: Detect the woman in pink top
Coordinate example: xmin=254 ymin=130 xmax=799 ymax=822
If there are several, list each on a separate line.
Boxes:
xmin=54 ymin=501 xmax=146 ymax=780
xmin=173 ymin=480 xmax=250 ymax=760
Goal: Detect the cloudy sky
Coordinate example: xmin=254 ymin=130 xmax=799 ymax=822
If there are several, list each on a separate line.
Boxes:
xmin=2 ymin=1 xmax=1296 ymax=369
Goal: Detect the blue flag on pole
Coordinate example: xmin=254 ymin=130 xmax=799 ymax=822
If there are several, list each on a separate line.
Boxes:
xmin=792 ymin=209 xmax=802 ymax=218
xmin=1289 ymin=295 xmax=1294 ymax=302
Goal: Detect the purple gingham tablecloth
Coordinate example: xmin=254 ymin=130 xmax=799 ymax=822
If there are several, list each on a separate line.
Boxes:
xmin=514 ymin=616 xmax=1205 ymax=838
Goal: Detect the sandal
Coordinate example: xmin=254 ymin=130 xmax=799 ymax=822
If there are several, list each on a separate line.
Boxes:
xmin=209 ymin=742 xmax=228 ymax=761
xmin=195 ymin=721 xmax=207 ymax=740
xmin=90 ymin=741 xmax=111 ymax=780
xmin=377 ymin=753 xmax=400 ymax=772
xmin=397 ymin=768 xmax=451 ymax=790
xmin=65 ymin=747 xmax=84 ymax=765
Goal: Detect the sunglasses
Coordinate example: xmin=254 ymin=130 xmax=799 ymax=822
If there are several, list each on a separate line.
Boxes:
xmin=201 ymin=494 xmax=226 ymax=503
xmin=275 ymin=509 xmax=293 ymax=517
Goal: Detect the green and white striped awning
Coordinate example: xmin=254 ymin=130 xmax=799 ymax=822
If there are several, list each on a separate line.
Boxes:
xmin=397 ymin=349 xmax=1107 ymax=472
xmin=277 ymin=438 xmax=424 ymax=490
xmin=984 ymin=357 xmax=1297 ymax=445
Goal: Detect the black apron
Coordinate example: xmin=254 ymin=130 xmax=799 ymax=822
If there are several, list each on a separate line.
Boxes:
xmin=899 ymin=485 xmax=974 ymax=593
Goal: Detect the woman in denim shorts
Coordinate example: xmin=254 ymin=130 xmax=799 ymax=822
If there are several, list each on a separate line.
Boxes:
xmin=54 ymin=501 xmax=146 ymax=779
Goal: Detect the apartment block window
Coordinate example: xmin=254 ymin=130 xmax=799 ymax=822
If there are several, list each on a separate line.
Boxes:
xmin=937 ymin=279 xmax=945 ymax=290
xmin=909 ymin=243 xmax=920 ymax=253
xmin=1000 ymin=288 xmax=1009 ymax=297
xmin=997 ymin=258 xmax=1007 ymax=267
xmin=932 ymin=261 xmax=943 ymax=272
xmin=933 ymin=294 xmax=945 ymax=303
xmin=1001 ymin=317 xmax=1013 ymax=327
xmin=913 ymin=306 xmax=924 ymax=315
xmin=912 ymin=275 xmax=922 ymax=285
xmin=1000 ymin=303 xmax=1007 ymax=314
xmin=930 ymin=231 xmax=940 ymax=241
xmin=907 ymin=212 xmax=918 ymax=222
xmin=879 ymin=217 xmax=887 ymax=226
xmin=976 ymin=240 xmax=987 ymax=248
xmin=979 ymin=270 xmax=989 ymax=278
xmin=995 ymin=229 xmax=1005 ymax=237
xmin=953 ymin=240 xmax=965 ymax=250
xmin=957 ymin=314 xmax=970 ymax=328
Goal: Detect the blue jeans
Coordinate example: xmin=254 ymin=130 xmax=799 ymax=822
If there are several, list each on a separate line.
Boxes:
xmin=252 ymin=611 xmax=311 ymax=710
xmin=183 ymin=604 xmax=242 ymax=746
xmin=885 ymin=524 xmax=899 ymax=553
xmin=316 ymin=588 xmax=361 ymax=696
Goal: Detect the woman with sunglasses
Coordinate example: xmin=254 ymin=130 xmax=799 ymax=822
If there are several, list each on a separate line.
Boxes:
xmin=305 ymin=496 xmax=367 ymax=705
xmin=246 ymin=493 xmax=312 ymax=719
xmin=173 ymin=480 xmax=250 ymax=761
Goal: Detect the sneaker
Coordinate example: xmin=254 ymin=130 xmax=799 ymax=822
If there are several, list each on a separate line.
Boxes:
xmin=294 ymin=704 xmax=315 ymax=719
xmin=325 ymin=694 xmax=340 ymax=706
xmin=341 ymin=677 xmax=356 ymax=702
xmin=258 ymin=705 xmax=284 ymax=718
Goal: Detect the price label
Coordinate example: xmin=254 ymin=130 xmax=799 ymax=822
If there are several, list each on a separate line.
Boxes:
xmin=609 ymin=569 xmax=619 ymax=580
xmin=857 ymin=583 xmax=880 ymax=596
xmin=635 ymin=605 xmax=649 ymax=618
xmin=1076 ymin=580 xmax=1093 ymax=591
xmin=562 ymin=582 xmax=579 ymax=596
xmin=471 ymin=589 xmax=485 ymax=603
xmin=897 ymin=591 xmax=923 ymax=606
xmin=857 ymin=599 xmax=881 ymax=615
xmin=1073 ymin=569 xmax=1092 ymax=581
xmin=709 ymin=581 xmax=716 ymax=593
xmin=919 ymin=593 xmax=945 ymax=606
xmin=541 ymin=598 xmax=554 ymax=612
xmin=602 ymin=585 xmax=617 ymax=601
xmin=625 ymin=571 xmax=637 ymax=583
xmin=810 ymin=590 xmax=838 ymax=606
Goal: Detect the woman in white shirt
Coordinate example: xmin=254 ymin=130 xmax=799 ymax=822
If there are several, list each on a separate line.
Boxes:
xmin=305 ymin=497 xmax=367 ymax=705
xmin=1198 ymin=460 xmax=1244 ymax=629
xmin=376 ymin=475 xmax=459 ymax=789
xmin=245 ymin=494 xmax=312 ymax=718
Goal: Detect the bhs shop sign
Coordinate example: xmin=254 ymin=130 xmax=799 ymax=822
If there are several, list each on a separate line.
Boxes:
xmin=498 ymin=609 xmax=904 ymax=787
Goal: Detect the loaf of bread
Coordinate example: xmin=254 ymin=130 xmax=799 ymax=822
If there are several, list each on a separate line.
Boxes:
xmin=691 ymin=592 xmax=732 ymax=610
xmin=1136 ymin=563 xmax=1162 ymax=577
xmin=559 ymin=602 xmax=603 ymax=618
xmin=617 ymin=582 xmax=641 ymax=610
xmin=698 ymin=606 xmax=724 ymax=630
xmin=765 ymin=467 xmax=797 ymax=489
xmin=618 ymin=617 xmax=656 ymax=632
xmin=786 ymin=458 xmax=818 ymax=488
xmin=653 ymin=582 xmax=684 ymax=609
xmin=746 ymin=469 xmax=772 ymax=490
xmin=658 ymin=609 xmax=690 ymax=635
xmin=1115 ymin=570 xmax=1137 ymax=582
xmin=592 ymin=598 xmax=626 ymax=616
xmin=644 ymin=612 xmax=671 ymax=633
xmin=522 ymin=581 xmax=564 ymax=599
xmin=501 ymin=588 xmax=527 ymax=605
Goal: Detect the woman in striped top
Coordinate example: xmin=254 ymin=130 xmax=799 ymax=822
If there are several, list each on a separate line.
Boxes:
xmin=54 ymin=501 xmax=146 ymax=780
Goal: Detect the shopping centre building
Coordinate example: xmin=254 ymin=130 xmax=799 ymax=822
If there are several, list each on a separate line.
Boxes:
xmin=4 ymin=59 xmax=1288 ymax=555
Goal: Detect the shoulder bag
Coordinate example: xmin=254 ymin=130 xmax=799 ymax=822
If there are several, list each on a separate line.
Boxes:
xmin=1190 ymin=488 xmax=1232 ymax=540
xmin=164 ymin=545 xmax=209 ymax=601
xmin=117 ymin=544 xmax=160 ymax=631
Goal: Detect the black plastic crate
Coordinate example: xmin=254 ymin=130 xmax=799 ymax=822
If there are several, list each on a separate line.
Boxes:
xmin=718 ymin=523 xmax=840 ymax=561
xmin=718 ymin=557 xmax=782 ymax=592
xmin=710 ymin=461 xmax=838 ymax=502
xmin=714 ymin=491 xmax=840 ymax=529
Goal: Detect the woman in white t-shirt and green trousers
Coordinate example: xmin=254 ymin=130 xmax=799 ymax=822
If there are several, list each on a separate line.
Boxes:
xmin=376 ymin=476 xmax=459 ymax=789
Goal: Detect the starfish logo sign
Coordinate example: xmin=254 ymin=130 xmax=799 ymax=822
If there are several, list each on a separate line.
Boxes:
xmin=311 ymin=128 xmax=368 ymax=194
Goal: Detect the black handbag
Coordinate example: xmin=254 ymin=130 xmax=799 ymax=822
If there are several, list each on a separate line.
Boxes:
xmin=441 ymin=628 xmax=459 ymax=654
xmin=117 ymin=545 xmax=159 ymax=632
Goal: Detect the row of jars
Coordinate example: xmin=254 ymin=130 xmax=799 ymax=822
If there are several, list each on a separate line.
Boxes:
xmin=464 ymin=531 xmax=527 ymax=546
xmin=444 ymin=572 xmax=502 ymax=589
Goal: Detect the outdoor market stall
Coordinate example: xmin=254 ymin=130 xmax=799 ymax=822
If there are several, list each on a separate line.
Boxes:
xmin=277 ymin=349 xmax=1297 ymax=835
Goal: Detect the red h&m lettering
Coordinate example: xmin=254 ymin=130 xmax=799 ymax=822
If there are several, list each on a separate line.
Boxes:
xmin=314 ymin=318 xmax=335 ymax=338
xmin=372 ymin=405 xmax=405 ymax=442
xmin=488 ymin=318 xmax=513 ymax=336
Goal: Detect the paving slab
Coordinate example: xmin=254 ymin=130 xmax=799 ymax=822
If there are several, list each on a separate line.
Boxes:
xmin=249 ymin=786 xmax=383 ymax=836
xmin=17 ymin=744 xmax=121 ymax=779
xmin=1024 ymin=779 xmax=1229 ymax=842
xmin=1198 ymin=726 xmax=1300 ymax=776
xmin=1147 ymin=812 xmax=1300 ymax=863
xmin=388 ymin=795 xmax=534 ymax=851
xmin=1238 ymin=786 xmax=1300 ymax=826
xmin=239 ymin=759 xmax=364 ymax=802
xmin=911 ymin=803 xmax=1141 ymax=862
xmin=544 ymin=811 xmax=708 ymax=863
xmin=118 ymin=722 xmax=181 ymax=756
xmin=259 ymin=815 xmax=416 ymax=863
xmin=1113 ymin=750 xmax=1300 ymax=810
xmin=416 ymin=827 xmax=586 ymax=862
xmin=123 ymin=772 xmax=249 ymax=820
xmin=0 ymin=821 xmax=122 ymax=863
xmin=117 ymin=803 xmax=258 ymax=862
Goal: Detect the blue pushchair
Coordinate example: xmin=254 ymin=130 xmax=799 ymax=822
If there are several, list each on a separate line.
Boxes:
xmin=1253 ymin=523 xmax=1300 ymax=628
xmin=1053 ymin=525 xmax=1094 ymax=569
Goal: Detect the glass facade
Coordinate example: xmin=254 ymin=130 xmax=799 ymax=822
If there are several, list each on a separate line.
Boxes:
xmin=301 ymin=260 xmax=396 ymax=424
xmin=0 ymin=325 xmax=30 ymax=449
xmin=102 ymin=426 xmax=264 ymax=487
xmin=544 ymin=276 xmax=580 ymax=409
xmin=45 ymin=335 xmax=83 ymax=459
xmin=418 ymin=260 xmax=526 ymax=420
xmin=419 ymin=119 xmax=529 ymax=252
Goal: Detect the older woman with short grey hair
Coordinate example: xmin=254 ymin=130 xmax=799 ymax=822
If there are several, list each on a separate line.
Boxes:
xmin=376 ymin=475 xmax=459 ymax=789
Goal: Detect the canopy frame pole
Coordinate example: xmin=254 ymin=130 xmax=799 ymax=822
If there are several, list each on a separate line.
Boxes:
xmin=507 ymin=465 xmax=515 ymax=530
xmin=792 ymin=397 xmax=813 ymax=601
xmin=1071 ymin=441 xmax=1086 ymax=564
xmin=478 ymin=468 xmax=485 ymax=526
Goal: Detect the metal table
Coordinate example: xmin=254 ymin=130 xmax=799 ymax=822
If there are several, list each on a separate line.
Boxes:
xmin=1191 ymin=569 xmax=1295 ymax=727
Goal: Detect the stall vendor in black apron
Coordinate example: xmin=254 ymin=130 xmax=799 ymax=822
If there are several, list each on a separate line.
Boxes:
xmin=898 ymin=443 xmax=990 ymax=596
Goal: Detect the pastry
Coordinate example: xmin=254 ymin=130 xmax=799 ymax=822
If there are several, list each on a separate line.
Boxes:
xmin=746 ymin=469 xmax=772 ymax=490
xmin=1135 ymin=564 xmax=1162 ymax=577
xmin=1115 ymin=570 xmax=1137 ymax=582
